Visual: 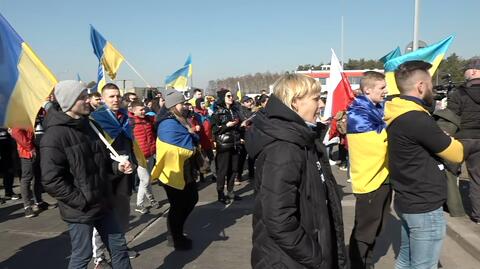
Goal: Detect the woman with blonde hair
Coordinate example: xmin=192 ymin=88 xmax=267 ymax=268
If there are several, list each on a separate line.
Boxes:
xmin=245 ymin=74 xmax=347 ymax=268
xmin=151 ymin=90 xmax=199 ymax=251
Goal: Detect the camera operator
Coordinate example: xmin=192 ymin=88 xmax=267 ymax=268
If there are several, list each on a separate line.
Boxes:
xmin=447 ymin=56 xmax=480 ymax=224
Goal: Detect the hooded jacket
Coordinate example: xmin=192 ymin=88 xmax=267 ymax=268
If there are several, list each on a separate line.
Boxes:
xmin=447 ymin=78 xmax=480 ymax=139
xmin=40 ymin=108 xmax=115 ymax=223
xmin=245 ymin=95 xmax=347 ymax=269
xmin=384 ymin=96 xmax=464 ymax=213
xmin=211 ymin=93 xmax=242 ymax=152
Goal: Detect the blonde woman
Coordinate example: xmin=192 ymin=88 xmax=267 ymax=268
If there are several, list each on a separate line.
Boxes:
xmin=245 ymin=74 xmax=347 ymax=269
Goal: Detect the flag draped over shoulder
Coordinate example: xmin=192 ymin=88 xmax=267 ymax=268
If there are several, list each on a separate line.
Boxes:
xmin=90 ymin=25 xmax=124 ymax=80
xmin=379 ymin=46 xmax=401 ymax=64
xmin=0 ymin=13 xmax=57 ymax=128
xmin=346 ymin=96 xmax=389 ymax=193
xmin=90 ymin=106 xmax=147 ymax=168
xmin=151 ymin=118 xmax=196 ymax=190
xmin=384 ymin=35 xmax=454 ymax=95
xmin=324 ymin=49 xmax=355 ymax=139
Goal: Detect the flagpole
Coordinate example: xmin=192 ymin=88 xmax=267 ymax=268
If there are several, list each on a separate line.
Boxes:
xmin=123 ymin=58 xmax=152 ymax=88
xmin=413 ymin=0 xmax=420 ymax=51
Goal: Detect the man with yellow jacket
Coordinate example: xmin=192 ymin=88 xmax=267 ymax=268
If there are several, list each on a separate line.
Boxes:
xmin=347 ymin=71 xmax=391 ymax=269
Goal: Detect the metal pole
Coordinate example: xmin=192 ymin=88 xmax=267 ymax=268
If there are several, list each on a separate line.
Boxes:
xmin=341 ymin=15 xmax=344 ymax=68
xmin=413 ymin=0 xmax=420 ymax=51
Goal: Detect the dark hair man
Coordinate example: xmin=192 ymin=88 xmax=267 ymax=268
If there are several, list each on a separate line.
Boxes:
xmin=384 ymin=61 xmax=479 ymax=268
xmin=88 ymin=92 xmax=102 ymax=112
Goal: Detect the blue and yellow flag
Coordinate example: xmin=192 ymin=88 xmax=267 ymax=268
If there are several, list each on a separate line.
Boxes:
xmin=151 ymin=117 xmax=196 ymax=190
xmin=184 ymin=54 xmax=192 ymax=77
xmin=90 ymin=25 xmax=124 ymax=80
xmin=165 ymin=65 xmax=190 ymax=90
xmin=92 ymin=62 xmax=106 ymax=92
xmin=379 ymin=46 xmax=401 ymax=64
xmin=0 ymin=13 xmax=57 ymax=128
xmin=384 ymin=35 xmax=454 ymax=95
xmin=346 ymin=96 xmax=388 ymax=193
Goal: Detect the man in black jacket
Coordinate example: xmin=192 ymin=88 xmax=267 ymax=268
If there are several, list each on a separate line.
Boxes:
xmin=447 ymin=57 xmax=480 ymax=223
xmin=40 ymin=80 xmax=132 ymax=269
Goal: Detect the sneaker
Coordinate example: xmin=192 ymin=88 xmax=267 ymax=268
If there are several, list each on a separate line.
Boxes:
xmin=227 ymin=192 xmax=242 ymax=201
xmin=94 ymin=259 xmax=112 ymax=269
xmin=329 ymin=159 xmax=337 ymax=166
xmin=338 ymin=165 xmax=348 ymax=171
xmin=234 ymin=179 xmax=241 ymax=186
xmin=149 ymin=199 xmax=161 ymax=209
xmin=24 ymin=206 xmax=37 ymax=218
xmin=217 ymin=192 xmax=229 ymax=205
xmin=470 ymin=217 xmax=480 ymax=224
xmin=33 ymin=202 xmax=57 ymax=212
xmin=346 ymin=178 xmax=352 ymax=183
xmin=135 ymin=205 xmax=149 ymax=214
xmin=127 ymin=249 xmax=139 ymax=259
xmin=5 ymin=193 xmax=21 ymax=200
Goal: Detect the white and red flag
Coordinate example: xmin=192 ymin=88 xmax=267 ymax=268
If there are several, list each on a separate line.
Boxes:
xmin=324 ymin=49 xmax=355 ymax=139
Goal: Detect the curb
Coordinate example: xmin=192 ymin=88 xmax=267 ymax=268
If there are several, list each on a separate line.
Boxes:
xmin=445 ymin=216 xmax=480 ymax=262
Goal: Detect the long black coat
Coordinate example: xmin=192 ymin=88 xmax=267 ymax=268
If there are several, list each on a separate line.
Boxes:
xmin=40 ymin=109 xmax=116 ymax=223
xmin=245 ymin=95 xmax=347 ymax=269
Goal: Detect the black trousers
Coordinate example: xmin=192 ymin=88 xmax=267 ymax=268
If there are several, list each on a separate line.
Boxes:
xmin=466 ymin=149 xmax=480 ymax=221
xmin=237 ymin=144 xmax=254 ymax=179
xmin=349 ymin=184 xmax=392 ymax=269
xmin=0 ymin=139 xmax=16 ymax=196
xmin=20 ymin=157 xmax=43 ymax=207
xmin=163 ymin=182 xmax=198 ymax=240
xmin=215 ymin=148 xmax=239 ymax=193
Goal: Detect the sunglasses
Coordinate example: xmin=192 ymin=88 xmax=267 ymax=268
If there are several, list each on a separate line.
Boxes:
xmin=225 ymin=95 xmax=233 ymax=98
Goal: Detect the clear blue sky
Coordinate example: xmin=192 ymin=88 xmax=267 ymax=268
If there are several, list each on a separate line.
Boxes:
xmin=1 ymin=0 xmax=478 ymax=89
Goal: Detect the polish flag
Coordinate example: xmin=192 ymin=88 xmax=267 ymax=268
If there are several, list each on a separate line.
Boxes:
xmin=324 ymin=49 xmax=355 ymax=139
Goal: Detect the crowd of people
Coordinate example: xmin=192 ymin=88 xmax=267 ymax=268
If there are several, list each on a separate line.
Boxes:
xmin=1 ymin=57 xmax=480 ymax=269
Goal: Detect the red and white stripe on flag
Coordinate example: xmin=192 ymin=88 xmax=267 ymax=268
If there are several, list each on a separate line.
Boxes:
xmin=324 ymin=49 xmax=355 ymax=139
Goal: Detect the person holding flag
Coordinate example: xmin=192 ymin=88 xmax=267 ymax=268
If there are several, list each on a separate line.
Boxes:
xmin=90 ymin=83 xmax=139 ymax=262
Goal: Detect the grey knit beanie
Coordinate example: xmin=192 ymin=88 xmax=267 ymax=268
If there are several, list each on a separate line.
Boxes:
xmin=54 ymin=80 xmax=88 ymax=112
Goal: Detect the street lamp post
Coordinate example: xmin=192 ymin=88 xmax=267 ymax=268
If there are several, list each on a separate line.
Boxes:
xmin=413 ymin=0 xmax=420 ymax=51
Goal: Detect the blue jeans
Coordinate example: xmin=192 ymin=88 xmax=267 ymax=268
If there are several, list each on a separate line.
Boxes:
xmin=68 ymin=212 xmax=131 ymax=269
xmin=395 ymin=207 xmax=446 ymax=269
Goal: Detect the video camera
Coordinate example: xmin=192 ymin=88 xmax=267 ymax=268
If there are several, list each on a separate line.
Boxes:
xmin=433 ymin=74 xmax=457 ymax=100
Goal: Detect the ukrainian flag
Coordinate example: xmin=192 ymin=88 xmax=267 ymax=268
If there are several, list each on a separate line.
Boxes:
xmin=165 ymin=65 xmax=190 ymax=90
xmin=384 ymin=35 xmax=454 ymax=95
xmin=184 ymin=54 xmax=192 ymax=77
xmin=346 ymin=96 xmax=389 ymax=193
xmin=379 ymin=46 xmax=401 ymax=64
xmin=90 ymin=25 xmax=124 ymax=80
xmin=0 ymin=13 xmax=57 ymax=128
xmin=151 ymin=118 xmax=196 ymax=190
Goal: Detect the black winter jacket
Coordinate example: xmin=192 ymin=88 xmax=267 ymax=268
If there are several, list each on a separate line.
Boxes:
xmin=211 ymin=104 xmax=242 ymax=152
xmin=447 ymin=78 xmax=480 ymax=139
xmin=245 ymin=95 xmax=347 ymax=269
xmin=40 ymin=109 xmax=116 ymax=224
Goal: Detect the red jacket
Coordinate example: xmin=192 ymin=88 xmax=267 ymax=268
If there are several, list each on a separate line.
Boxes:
xmin=130 ymin=114 xmax=156 ymax=158
xmin=11 ymin=128 xmax=36 ymax=159
xmin=193 ymin=108 xmax=214 ymax=150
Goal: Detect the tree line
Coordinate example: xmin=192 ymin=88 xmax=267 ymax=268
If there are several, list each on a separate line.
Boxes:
xmin=208 ymin=53 xmax=474 ymax=95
